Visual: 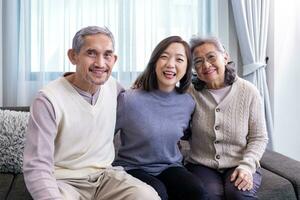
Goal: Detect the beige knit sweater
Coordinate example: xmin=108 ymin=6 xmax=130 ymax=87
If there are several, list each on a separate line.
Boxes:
xmin=186 ymin=77 xmax=268 ymax=174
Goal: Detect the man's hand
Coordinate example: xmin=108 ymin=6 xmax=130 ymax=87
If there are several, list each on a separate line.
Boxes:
xmin=230 ymin=168 xmax=253 ymax=191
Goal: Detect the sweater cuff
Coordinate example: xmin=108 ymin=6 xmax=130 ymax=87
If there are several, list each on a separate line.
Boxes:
xmin=238 ymin=158 xmax=260 ymax=174
xmin=236 ymin=165 xmax=253 ymax=176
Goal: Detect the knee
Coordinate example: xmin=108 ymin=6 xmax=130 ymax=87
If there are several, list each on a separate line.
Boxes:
xmin=127 ymin=184 xmax=161 ymax=200
xmin=225 ymin=185 xmax=257 ymax=200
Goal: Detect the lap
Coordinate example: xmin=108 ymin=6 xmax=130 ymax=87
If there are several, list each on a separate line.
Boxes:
xmin=185 ymin=163 xmax=262 ymax=200
xmin=127 ymin=168 xmax=168 ymax=200
xmin=185 ymin=163 xmax=224 ymax=199
xmin=57 ymin=167 xmax=160 ymax=200
xmin=158 ymin=166 xmax=208 ymax=200
xmin=223 ymin=168 xmax=262 ymax=200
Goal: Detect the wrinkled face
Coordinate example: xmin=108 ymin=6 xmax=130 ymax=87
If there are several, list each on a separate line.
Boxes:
xmin=155 ymin=42 xmax=188 ymax=92
xmin=193 ymin=43 xmax=228 ymax=89
xmin=68 ymin=33 xmax=117 ymax=91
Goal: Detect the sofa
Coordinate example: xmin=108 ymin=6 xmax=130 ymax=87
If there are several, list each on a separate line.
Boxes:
xmin=1 ymin=106 xmax=300 ymax=200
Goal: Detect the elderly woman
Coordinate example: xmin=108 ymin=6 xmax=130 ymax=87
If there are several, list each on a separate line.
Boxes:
xmin=185 ymin=36 xmax=268 ymax=200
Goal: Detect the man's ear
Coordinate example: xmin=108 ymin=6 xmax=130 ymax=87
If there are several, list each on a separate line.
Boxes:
xmin=68 ymin=49 xmax=78 ymax=65
xmin=113 ymin=54 xmax=118 ymax=64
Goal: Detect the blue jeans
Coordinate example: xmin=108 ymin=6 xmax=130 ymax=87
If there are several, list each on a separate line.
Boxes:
xmin=185 ymin=163 xmax=262 ymax=200
xmin=127 ymin=166 xmax=208 ymax=200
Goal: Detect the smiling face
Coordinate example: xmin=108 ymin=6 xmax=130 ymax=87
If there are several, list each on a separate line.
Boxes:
xmin=68 ymin=33 xmax=117 ymax=93
xmin=155 ymin=42 xmax=188 ymax=92
xmin=193 ymin=43 xmax=228 ymax=89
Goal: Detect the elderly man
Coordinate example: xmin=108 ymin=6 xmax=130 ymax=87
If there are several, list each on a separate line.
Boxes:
xmin=23 ymin=26 xmax=160 ymax=200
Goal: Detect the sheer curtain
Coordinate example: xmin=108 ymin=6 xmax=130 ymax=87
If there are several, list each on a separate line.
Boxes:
xmin=2 ymin=0 xmax=227 ymax=106
xmin=231 ymin=0 xmax=273 ymax=148
xmin=0 ymin=0 xmax=2 ymax=106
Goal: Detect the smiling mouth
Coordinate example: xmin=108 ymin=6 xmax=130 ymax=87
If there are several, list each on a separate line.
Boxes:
xmin=163 ymin=71 xmax=176 ymax=79
xmin=203 ymin=68 xmax=216 ymax=75
xmin=89 ymin=68 xmax=109 ymax=77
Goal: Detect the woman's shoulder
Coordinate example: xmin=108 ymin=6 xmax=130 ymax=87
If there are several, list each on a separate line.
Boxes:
xmin=118 ymin=88 xmax=149 ymax=104
xmin=118 ymin=88 xmax=142 ymax=98
xmin=235 ymin=77 xmax=260 ymax=97
xmin=175 ymin=92 xmax=195 ymax=107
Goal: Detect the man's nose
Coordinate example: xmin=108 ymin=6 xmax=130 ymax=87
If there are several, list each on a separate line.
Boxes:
xmin=95 ymin=55 xmax=105 ymax=67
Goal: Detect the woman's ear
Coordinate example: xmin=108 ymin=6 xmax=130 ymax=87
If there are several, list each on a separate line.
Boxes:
xmin=223 ymin=52 xmax=230 ymax=65
xmin=67 ymin=49 xmax=78 ymax=65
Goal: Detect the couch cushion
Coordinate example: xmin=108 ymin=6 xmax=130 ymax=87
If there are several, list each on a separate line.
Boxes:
xmin=258 ymin=168 xmax=297 ymax=200
xmin=0 ymin=110 xmax=30 ymax=173
xmin=7 ymin=174 xmax=32 ymax=200
xmin=0 ymin=173 xmax=14 ymax=199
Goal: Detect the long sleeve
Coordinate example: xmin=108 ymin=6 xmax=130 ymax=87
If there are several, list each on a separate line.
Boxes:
xmin=23 ymin=92 xmax=62 ymax=200
xmin=188 ymin=78 xmax=269 ymax=174
xmin=238 ymin=88 xmax=269 ymax=173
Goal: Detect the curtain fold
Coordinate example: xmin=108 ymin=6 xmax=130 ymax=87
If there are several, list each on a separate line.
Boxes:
xmin=0 ymin=0 xmax=3 ymax=106
xmin=2 ymin=0 xmax=20 ymax=106
xmin=231 ymin=0 xmax=273 ymax=148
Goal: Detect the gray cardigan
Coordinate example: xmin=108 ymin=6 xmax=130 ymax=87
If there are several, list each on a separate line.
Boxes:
xmin=187 ymin=77 xmax=268 ymax=173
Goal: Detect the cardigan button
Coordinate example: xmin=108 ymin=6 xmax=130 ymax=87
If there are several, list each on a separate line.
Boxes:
xmin=216 ymin=108 xmax=220 ymax=112
xmin=216 ymin=155 xmax=221 ymax=159
xmin=215 ymin=125 xmax=220 ymax=130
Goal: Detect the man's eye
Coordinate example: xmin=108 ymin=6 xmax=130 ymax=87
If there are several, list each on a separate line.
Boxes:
xmin=104 ymin=53 xmax=112 ymax=58
xmin=87 ymin=50 xmax=96 ymax=57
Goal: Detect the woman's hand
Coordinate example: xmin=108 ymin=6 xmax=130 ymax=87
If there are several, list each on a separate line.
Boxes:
xmin=230 ymin=168 xmax=253 ymax=191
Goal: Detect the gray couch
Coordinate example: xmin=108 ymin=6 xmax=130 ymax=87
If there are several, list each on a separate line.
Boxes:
xmin=1 ymin=106 xmax=300 ymax=200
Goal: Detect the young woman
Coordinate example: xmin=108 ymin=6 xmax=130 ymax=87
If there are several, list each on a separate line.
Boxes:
xmin=186 ymin=36 xmax=268 ymax=200
xmin=113 ymin=36 xmax=208 ymax=200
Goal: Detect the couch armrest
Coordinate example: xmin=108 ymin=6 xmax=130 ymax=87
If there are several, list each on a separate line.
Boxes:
xmin=0 ymin=106 xmax=30 ymax=112
xmin=260 ymin=149 xmax=300 ymax=199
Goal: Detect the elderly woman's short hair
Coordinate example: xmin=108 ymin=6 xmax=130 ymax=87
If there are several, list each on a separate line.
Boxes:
xmin=190 ymin=36 xmax=236 ymax=91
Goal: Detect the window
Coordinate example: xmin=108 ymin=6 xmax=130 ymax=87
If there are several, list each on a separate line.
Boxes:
xmin=27 ymin=0 xmax=224 ymax=86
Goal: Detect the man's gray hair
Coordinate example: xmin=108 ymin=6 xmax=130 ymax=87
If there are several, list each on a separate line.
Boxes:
xmin=72 ymin=26 xmax=115 ymax=53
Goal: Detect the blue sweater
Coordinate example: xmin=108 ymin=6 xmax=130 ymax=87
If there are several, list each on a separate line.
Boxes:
xmin=113 ymin=89 xmax=195 ymax=175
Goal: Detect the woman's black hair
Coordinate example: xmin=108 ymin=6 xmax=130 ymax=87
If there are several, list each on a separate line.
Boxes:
xmin=133 ymin=36 xmax=192 ymax=93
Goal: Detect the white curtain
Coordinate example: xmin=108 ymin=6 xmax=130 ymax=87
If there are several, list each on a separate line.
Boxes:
xmin=0 ymin=0 xmax=2 ymax=106
xmin=231 ymin=0 xmax=273 ymax=148
xmin=2 ymin=0 xmax=226 ymax=106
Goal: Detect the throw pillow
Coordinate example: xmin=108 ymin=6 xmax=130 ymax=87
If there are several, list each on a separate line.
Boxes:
xmin=0 ymin=110 xmax=30 ymax=173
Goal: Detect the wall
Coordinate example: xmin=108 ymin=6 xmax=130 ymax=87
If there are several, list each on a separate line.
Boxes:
xmin=270 ymin=0 xmax=300 ymax=161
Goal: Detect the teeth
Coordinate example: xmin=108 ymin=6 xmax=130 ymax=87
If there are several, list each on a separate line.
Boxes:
xmin=163 ymin=72 xmax=176 ymax=76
